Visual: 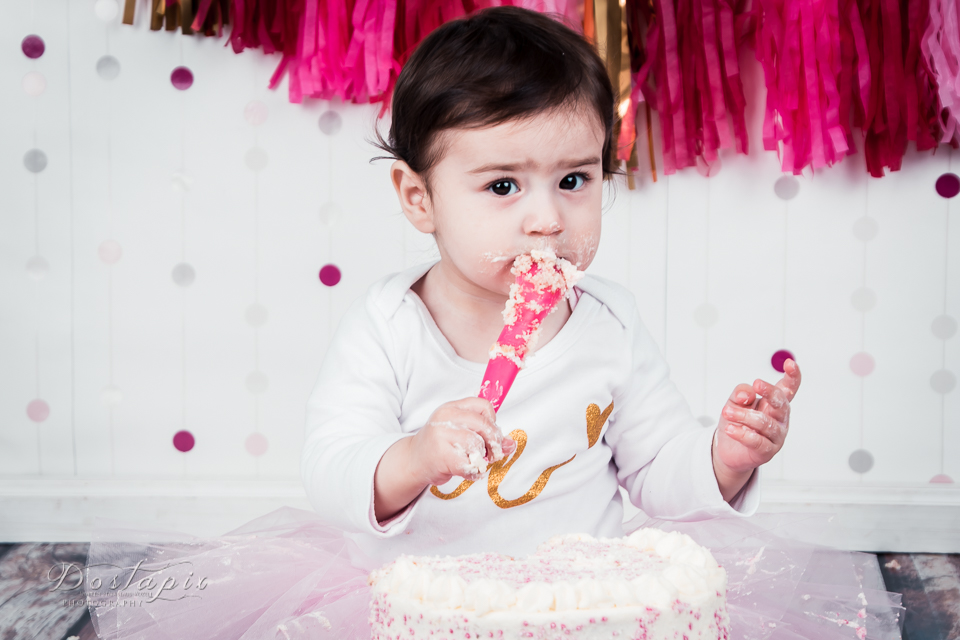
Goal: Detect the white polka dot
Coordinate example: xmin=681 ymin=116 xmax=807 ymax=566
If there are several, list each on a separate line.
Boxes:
xmin=318 ymin=110 xmax=342 ymax=135
xmin=931 ymin=315 xmax=957 ymax=340
xmin=930 ymin=369 xmax=956 ymax=394
xmin=693 ymin=303 xmax=718 ymax=328
xmin=850 ymin=287 xmax=876 ymax=312
xmin=774 ymin=176 xmax=800 ymax=201
xmin=172 ymin=263 xmax=195 ymax=287
xmin=26 ymin=256 xmax=49 ymax=280
xmin=245 ymin=303 xmax=268 ymax=328
xmin=98 ymin=239 xmax=122 ymax=265
xmin=94 ymin=0 xmax=120 ymax=21
xmin=246 ymin=371 xmax=269 ymax=394
xmin=100 ymin=385 xmax=123 ymax=407
xmin=245 ymin=147 xmax=268 ymax=171
xmin=96 ymin=55 xmax=121 ymax=80
xmin=171 ymin=172 xmax=193 ymax=192
xmin=852 ymin=216 xmax=878 ymax=241
xmin=244 ymin=101 xmax=268 ymax=126
xmin=22 ymin=71 xmax=46 ymax=96
xmin=319 ymin=202 xmax=342 ymax=228
xmin=848 ymin=449 xmax=874 ymax=474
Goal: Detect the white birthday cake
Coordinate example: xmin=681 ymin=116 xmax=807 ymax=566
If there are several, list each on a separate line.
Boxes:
xmin=368 ymin=528 xmax=730 ymax=640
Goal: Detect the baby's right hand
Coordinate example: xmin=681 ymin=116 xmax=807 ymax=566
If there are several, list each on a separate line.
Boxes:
xmin=410 ymin=397 xmax=517 ymax=485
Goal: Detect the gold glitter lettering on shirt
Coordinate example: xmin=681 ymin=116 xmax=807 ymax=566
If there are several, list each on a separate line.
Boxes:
xmin=487 ymin=429 xmax=575 ymax=508
xmin=428 ymin=400 xmax=614 ymax=506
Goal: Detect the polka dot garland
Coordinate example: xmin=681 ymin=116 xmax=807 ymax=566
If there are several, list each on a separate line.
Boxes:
xmin=27 ymin=399 xmax=50 ymax=423
xmin=848 ymin=448 xmax=874 ymax=474
xmin=319 ymin=264 xmax=341 ymax=286
xmin=245 ymin=433 xmax=268 ymax=457
xmin=935 ymin=173 xmax=960 ymax=199
xmin=22 ymin=35 xmax=45 ymax=59
xmin=171 ymin=66 xmax=193 ymax=90
xmin=173 ymin=430 xmax=195 ymax=452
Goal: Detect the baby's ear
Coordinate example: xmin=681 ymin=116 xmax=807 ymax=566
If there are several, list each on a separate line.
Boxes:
xmin=391 ymin=160 xmax=435 ymax=233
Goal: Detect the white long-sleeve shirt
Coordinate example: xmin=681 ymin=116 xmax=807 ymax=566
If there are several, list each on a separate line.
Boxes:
xmin=302 ymin=259 xmax=759 ymax=565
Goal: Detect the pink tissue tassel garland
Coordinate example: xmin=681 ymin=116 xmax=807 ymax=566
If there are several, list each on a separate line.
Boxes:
xmin=631 ymin=0 xmax=750 ymax=175
xmin=254 ymin=0 xmax=580 ymax=108
xmin=750 ymin=0 xmax=864 ymax=173
xmin=858 ymin=0 xmax=941 ymax=175
xmin=920 ymin=0 xmax=960 ymax=145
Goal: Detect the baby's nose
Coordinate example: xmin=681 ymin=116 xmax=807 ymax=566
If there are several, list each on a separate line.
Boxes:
xmin=522 ymin=199 xmax=564 ymax=235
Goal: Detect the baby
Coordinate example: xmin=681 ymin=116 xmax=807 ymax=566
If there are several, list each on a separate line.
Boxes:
xmin=302 ymin=5 xmax=801 ymax=565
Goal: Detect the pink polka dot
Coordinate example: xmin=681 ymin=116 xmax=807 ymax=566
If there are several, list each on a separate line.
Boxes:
xmin=770 ymin=350 xmax=795 ymax=373
xmin=245 ymin=433 xmax=268 ymax=457
xmin=98 ymin=239 xmax=122 ymax=265
xmin=849 ymin=352 xmax=875 ymax=377
xmin=27 ymin=399 xmax=50 ymax=423
xmin=173 ymin=429 xmax=195 ymax=452
xmin=171 ymin=66 xmax=193 ymax=90
xmin=936 ymin=173 xmax=960 ymax=199
xmin=930 ymin=474 xmax=953 ymax=484
xmin=319 ymin=264 xmax=341 ymax=286
xmin=22 ymin=35 xmax=45 ymax=59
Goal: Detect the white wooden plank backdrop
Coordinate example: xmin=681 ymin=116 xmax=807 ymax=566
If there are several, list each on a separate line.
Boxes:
xmin=1 ymin=0 xmax=958 ymax=551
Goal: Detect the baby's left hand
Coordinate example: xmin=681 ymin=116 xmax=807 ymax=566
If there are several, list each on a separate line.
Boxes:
xmin=714 ymin=359 xmax=801 ymax=476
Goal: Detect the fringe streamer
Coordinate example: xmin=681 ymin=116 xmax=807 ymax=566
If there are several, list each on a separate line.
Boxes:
xmin=633 ymin=0 xmax=749 ymax=175
xmin=922 ymin=0 xmax=960 ymax=143
xmin=751 ymin=0 xmax=860 ymax=173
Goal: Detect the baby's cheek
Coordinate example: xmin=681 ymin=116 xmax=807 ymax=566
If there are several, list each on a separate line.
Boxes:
xmin=567 ymin=231 xmax=600 ymax=269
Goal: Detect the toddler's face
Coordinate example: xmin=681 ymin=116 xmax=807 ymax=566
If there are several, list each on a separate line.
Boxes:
xmin=413 ymin=104 xmax=604 ymax=299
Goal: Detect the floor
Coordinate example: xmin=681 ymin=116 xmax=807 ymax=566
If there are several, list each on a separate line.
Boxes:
xmin=0 ymin=543 xmax=956 ymax=639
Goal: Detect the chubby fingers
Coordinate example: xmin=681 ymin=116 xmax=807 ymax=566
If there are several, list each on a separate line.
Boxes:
xmin=779 ymin=358 xmax=801 ymax=401
xmin=727 ymin=383 xmax=759 ymax=409
xmin=444 ymin=398 xmax=516 ymax=461
xmin=752 ymin=378 xmax=791 ymax=422
xmin=721 ymin=403 xmax=786 ymax=446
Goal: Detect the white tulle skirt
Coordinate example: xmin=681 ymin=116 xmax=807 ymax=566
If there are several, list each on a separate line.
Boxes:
xmin=84 ymin=507 xmax=904 ymax=640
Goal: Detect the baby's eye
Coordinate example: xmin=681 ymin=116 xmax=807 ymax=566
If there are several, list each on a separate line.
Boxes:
xmin=489 ymin=179 xmax=519 ymax=197
xmin=559 ymin=173 xmax=589 ymax=191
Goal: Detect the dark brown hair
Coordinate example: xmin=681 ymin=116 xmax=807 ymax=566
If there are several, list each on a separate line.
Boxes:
xmin=371 ymin=6 xmax=618 ymax=193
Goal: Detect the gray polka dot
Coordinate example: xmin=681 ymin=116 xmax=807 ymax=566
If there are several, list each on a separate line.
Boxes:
xmin=24 ymin=149 xmax=47 ymax=173
xmin=245 ymin=303 xmax=268 ymax=328
xmin=697 ymin=416 xmax=715 ymax=428
xmin=774 ymin=176 xmax=800 ymax=201
xmin=852 ymin=216 xmax=878 ymax=242
xmin=26 ymin=255 xmax=48 ymax=279
xmin=246 ymin=371 xmax=269 ymax=394
xmin=100 ymin=385 xmax=123 ymax=407
xmin=850 ymin=287 xmax=876 ymax=312
xmin=245 ymin=147 xmax=268 ymax=171
xmin=171 ymin=263 xmax=195 ymax=287
xmin=319 ymin=201 xmax=342 ymax=228
xmin=930 ymin=369 xmax=956 ymax=394
xmin=318 ymin=110 xmax=342 ymax=135
xmin=96 ymin=55 xmax=120 ymax=80
xmin=848 ymin=449 xmax=874 ymax=474
xmin=931 ymin=315 xmax=957 ymax=340
xmin=693 ymin=303 xmax=718 ymax=328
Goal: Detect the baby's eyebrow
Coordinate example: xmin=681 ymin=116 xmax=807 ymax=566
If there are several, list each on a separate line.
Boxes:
xmin=467 ymin=157 xmax=601 ymax=174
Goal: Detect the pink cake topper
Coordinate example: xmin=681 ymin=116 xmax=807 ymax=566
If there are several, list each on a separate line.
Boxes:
xmin=479 ymin=249 xmax=584 ymax=412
